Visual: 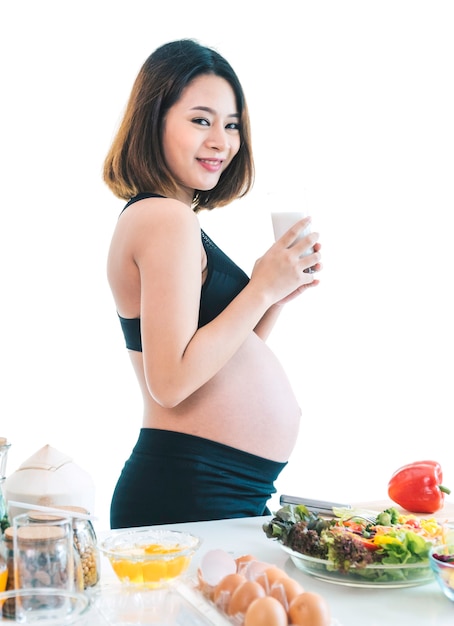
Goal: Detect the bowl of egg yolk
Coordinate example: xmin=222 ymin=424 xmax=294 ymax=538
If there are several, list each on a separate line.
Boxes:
xmin=99 ymin=528 xmax=201 ymax=588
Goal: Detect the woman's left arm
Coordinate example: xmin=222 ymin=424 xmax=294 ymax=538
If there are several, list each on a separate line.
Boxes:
xmin=254 ymin=242 xmax=322 ymax=341
xmin=253 ymin=304 xmax=282 ymax=340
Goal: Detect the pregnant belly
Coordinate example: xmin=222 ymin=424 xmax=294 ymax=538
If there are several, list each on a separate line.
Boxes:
xmin=146 ymin=333 xmax=302 ymax=462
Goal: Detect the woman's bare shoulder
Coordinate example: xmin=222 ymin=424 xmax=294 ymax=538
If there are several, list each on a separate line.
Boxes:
xmin=115 ymin=196 xmax=199 ymax=244
xmin=117 ymin=197 xmax=200 ymax=263
xmin=120 ymin=196 xmax=194 ymax=220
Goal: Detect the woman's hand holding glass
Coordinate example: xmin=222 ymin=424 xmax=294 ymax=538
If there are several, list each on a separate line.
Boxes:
xmin=250 ymin=217 xmax=321 ymax=306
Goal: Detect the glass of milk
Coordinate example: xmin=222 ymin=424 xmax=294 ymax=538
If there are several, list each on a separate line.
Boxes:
xmin=270 ymin=206 xmax=315 ymax=272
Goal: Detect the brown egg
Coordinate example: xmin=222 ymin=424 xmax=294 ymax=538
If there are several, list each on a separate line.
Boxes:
xmin=257 ymin=566 xmax=290 ymax=591
xmin=288 ymin=591 xmax=331 ymax=626
xmin=227 ymin=580 xmax=266 ymax=616
xmin=244 ymin=596 xmax=289 ymax=626
xmin=270 ymin=576 xmax=304 ymax=608
xmin=213 ymin=572 xmax=247 ymax=605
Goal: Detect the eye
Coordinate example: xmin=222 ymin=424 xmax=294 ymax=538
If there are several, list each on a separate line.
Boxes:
xmin=226 ymin=122 xmax=240 ymax=131
xmin=192 ymin=117 xmax=210 ymax=126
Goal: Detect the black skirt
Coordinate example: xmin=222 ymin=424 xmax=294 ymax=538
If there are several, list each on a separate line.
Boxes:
xmin=110 ymin=428 xmax=287 ymax=528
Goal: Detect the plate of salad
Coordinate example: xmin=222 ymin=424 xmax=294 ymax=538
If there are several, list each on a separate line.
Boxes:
xmin=263 ymin=504 xmax=453 ymax=588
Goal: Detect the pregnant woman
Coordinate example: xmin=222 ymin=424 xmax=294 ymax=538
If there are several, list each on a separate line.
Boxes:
xmin=103 ymin=39 xmax=322 ymax=528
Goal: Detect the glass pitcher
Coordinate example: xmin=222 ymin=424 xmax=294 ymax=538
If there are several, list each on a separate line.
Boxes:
xmin=0 ymin=437 xmax=11 ymax=534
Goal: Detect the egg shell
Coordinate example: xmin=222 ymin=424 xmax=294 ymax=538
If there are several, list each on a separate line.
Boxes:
xmin=288 ymin=591 xmax=331 ymax=626
xmin=197 ymin=567 xmax=214 ymax=598
xmin=242 ymin=559 xmax=272 ymax=581
xmin=235 ymin=554 xmax=256 ymax=571
xmin=244 ymin=596 xmax=289 ymax=626
xmin=235 ymin=554 xmax=258 ymax=567
xmin=227 ymin=580 xmax=266 ymax=616
xmin=199 ymin=549 xmax=237 ymax=587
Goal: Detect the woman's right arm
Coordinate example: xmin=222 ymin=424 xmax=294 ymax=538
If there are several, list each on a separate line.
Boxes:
xmin=130 ymin=201 xmax=319 ymax=407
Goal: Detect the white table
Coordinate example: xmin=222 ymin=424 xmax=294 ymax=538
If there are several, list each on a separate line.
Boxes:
xmin=88 ymin=515 xmax=454 ymax=626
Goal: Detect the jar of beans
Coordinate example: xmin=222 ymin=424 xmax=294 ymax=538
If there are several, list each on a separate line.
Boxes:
xmin=53 ymin=506 xmax=100 ymax=588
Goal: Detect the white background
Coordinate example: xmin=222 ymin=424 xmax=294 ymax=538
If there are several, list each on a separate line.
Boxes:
xmin=1 ymin=1 xmax=453 ymax=531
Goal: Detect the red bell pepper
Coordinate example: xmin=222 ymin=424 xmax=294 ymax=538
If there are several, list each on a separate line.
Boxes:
xmin=387 ymin=460 xmax=450 ymax=514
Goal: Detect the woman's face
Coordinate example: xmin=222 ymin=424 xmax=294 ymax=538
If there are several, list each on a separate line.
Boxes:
xmin=162 ymin=74 xmax=241 ymax=205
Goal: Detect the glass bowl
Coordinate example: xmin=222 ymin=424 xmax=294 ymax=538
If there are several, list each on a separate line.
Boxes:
xmin=0 ymin=588 xmax=90 ymax=624
xmin=429 ymin=543 xmax=454 ymax=602
xmin=99 ymin=528 xmax=201 ymax=588
xmin=281 ymin=545 xmax=435 ymax=588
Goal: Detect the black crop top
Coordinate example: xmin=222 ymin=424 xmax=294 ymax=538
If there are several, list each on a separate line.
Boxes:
xmin=117 ymin=194 xmax=250 ymax=352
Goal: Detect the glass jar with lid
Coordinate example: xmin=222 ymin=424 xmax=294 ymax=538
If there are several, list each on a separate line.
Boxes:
xmin=13 ymin=513 xmax=82 ymax=593
xmin=24 ymin=512 xmax=84 ymax=592
xmin=29 ymin=506 xmax=100 ymax=589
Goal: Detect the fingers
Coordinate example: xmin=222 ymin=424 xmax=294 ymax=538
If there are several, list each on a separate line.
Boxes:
xmin=279 ymin=217 xmax=312 ymax=247
xmin=256 ymin=221 xmax=322 ymax=301
xmin=292 ymin=231 xmax=319 ymax=257
xmin=300 ymin=248 xmax=322 ymax=272
xmin=299 ymin=241 xmax=323 ymax=279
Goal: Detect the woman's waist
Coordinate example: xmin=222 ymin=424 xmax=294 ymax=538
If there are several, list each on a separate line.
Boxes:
xmin=143 ymin=388 xmax=301 ymax=462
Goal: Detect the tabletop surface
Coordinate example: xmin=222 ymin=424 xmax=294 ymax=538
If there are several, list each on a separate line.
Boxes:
xmin=88 ymin=499 xmax=454 ymax=626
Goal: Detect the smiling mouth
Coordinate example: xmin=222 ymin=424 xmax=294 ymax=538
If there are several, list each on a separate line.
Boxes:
xmin=197 ymin=158 xmax=224 ymax=173
xmin=197 ymin=158 xmax=223 ymax=165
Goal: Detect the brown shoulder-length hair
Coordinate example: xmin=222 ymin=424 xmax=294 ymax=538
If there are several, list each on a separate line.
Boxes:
xmin=103 ymin=39 xmax=255 ymax=210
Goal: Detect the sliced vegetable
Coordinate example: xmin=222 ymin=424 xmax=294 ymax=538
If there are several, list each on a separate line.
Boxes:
xmin=387 ymin=460 xmax=451 ymax=514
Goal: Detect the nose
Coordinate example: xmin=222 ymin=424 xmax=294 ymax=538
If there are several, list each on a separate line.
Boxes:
xmin=206 ymin=123 xmax=229 ymax=151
